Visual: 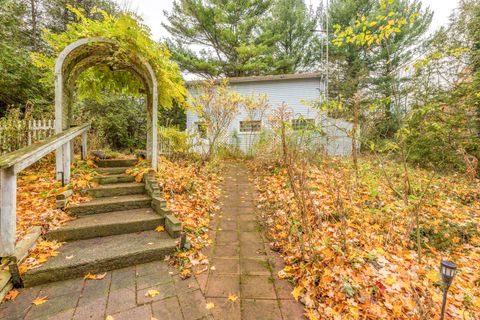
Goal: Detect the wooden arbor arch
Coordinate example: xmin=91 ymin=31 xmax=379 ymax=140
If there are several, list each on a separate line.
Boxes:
xmin=54 ymin=38 xmax=158 ymax=183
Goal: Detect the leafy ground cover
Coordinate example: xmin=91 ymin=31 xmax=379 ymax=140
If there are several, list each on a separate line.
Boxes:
xmin=11 ymin=155 xmax=96 ymax=274
xmin=252 ymin=157 xmax=480 ymax=319
xmin=127 ymin=156 xmax=222 ymax=278
xmin=156 ymin=157 xmax=221 ymax=278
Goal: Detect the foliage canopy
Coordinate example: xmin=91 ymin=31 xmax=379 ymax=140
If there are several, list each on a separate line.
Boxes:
xmin=32 ymin=6 xmax=186 ymax=109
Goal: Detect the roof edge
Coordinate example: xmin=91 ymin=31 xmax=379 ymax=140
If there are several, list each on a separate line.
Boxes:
xmin=185 ymin=72 xmax=323 ymax=86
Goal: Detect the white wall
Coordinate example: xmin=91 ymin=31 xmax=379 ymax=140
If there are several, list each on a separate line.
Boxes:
xmin=186 ymin=77 xmax=355 ymax=156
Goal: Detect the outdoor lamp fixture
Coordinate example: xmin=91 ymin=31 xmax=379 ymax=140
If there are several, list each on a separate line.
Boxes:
xmin=439 ymin=260 xmax=457 ymax=320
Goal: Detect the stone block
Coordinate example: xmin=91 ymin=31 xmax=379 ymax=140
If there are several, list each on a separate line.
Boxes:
xmin=165 ymin=214 xmax=182 ymax=238
xmin=151 ymin=196 xmax=167 ymax=216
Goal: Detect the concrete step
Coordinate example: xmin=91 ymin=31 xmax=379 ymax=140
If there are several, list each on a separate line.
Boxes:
xmin=68 ymin=194 xmax=152 ymax=216
xmin=46 ymin=208 xmax=164 ymax=242
xmin=86 ymin=182 xmax=145 ymax=198
xmin=95 ymin=167 xmax=130 ymax=175
xmin=23 ymin=231 xmax=177 ymax=287
xmin=94 ymin=174 xmax=135 ymax=185
xmin=97 ymin=159 xmax=137 ymax=168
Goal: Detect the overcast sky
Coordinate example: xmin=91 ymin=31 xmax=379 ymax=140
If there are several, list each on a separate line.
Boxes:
xmin=116 ymin=0 xmax=460 ymax=41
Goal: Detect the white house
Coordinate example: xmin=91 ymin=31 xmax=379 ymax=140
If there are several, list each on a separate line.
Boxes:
xmin=185 ymin=72 xmax=354 ymax=156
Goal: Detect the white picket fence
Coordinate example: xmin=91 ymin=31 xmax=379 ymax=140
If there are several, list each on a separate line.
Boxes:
xmin=0 ymin=119 xmax=55 ymax=155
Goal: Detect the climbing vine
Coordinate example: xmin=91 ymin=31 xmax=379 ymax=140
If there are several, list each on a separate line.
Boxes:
xmin=32 ymin=6 xmax=186 ymax=108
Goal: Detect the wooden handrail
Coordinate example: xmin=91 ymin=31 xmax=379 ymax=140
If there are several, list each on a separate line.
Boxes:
xmin=0 ymin=123 xmax=91 ymax=256
xmin=0 ymin=124 xmax=90 ymax=173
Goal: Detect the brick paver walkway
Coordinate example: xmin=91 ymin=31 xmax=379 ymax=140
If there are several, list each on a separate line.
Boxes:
xmin=1 ymin=162 xmax=304 ymax=320
xmin=195 ymin=163 xmax=304 ymax=320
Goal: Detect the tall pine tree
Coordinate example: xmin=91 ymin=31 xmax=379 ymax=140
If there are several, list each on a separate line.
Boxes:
xmin=163 ymin=0 xmax=273 ymax=78
xmin=262 ymin=0 xmax=321 ymax=74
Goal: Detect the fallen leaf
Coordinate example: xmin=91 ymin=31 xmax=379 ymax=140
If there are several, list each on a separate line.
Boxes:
xmin=292 ymin=285 xmax=303 ymax=301
xmin=384 ymin=276 xmax=396 ymax=286
xmin=228 ymin=293 xmax=238 ymax=302
xmin=155 ymin=225 xmax=165 ymax=232
xmin=180 ymin=268 xmax=192 ymax=279
xmin=145 ymin=290 xmax=160 ymax=298
xmin=426 ymin=270 xmax=440 ymax=283
xmin=32 ymin=296 xmax=48 ymax=305
xmin=5 ymin=289 xmax=19 ymax=301
xmin=105 ymin=316 xmax=114 ymax=320
xmin=95 ymin=272 xmax=107 ymax=280
xmin=206 ymin=302 xmax=215 ymax=310
xmin=84 ymin=272 xmax=107 ymax=280
xmin=84 ymin=273 xmax=96 ymax=280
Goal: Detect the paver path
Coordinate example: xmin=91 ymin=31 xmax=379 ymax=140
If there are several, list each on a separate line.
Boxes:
xmin=195 ymin=162 xmax=304 ymax=320
xmin=0 ymin=162 xmax=304 ymax=320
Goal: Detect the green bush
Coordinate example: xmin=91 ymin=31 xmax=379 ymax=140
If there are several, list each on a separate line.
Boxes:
xmin=158 ymin=126 xmax=190 ymax=155
xmin=74 ymin=95 xmax=147 ymax=151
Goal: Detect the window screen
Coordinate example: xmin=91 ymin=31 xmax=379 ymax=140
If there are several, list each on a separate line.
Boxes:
xmin=292 ymin=118 xmax=315 ymax=131
xmin=239 ymin=120 xmax=262 ymax=132
xmin=195 ymin=121 xmax=207 ymax=138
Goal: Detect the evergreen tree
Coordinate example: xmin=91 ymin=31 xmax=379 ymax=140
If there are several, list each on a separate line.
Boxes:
xmin=163 ymin=0 xmax=273 ymax=78
xmin=263 ymin=0 xmax=321 ymax=73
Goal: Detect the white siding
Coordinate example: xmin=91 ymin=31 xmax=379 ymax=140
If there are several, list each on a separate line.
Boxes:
xmin=186 ymin=77 xmax=354 ymax=156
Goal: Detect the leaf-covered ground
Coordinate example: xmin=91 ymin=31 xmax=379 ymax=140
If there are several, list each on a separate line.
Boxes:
xmin=127 ymin=156 xmax=222 ymax=278
xmin=156 ymin=157 xmax=222 ymax=278
xmin=12 ymin=155 xmax=97 ymax=273
xmin=252 ymin=157 xmax=480 ymax=319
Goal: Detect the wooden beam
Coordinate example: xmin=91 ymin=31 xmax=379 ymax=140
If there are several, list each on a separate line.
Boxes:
xmin=0 ymin=167 xmax=16 ymax=256
xmin=0 ymin=124 xmax=90 ymax=174
xmin=81 ymin=132 xmax=87 ymax=160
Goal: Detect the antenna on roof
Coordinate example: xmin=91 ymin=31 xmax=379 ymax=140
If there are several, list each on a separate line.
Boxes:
xmin=311 ymin=0 xmax=329 ymax=107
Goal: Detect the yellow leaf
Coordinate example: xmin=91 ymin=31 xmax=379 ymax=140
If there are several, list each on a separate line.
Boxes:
xmin=393 ymin=304 xmax=402 ymax=316
xmin=180 ymin=268 xmax=192 ymax=279
xmin=306 ymin=309 xmax=319 ymax=320
xmin=145 ymin=289 xmax=160 ymax=298
xmin=228 ymin=293 xmax=238 ymax=302
xmin=155 ymin=225 xmax=165 ymax=232
xmin=426 ymin=270 xmax=440 ymax=283
xmin=206 ymin=302 xmax=215 ymax=310
xmin=291 ymin=285 xmax=303 ymax=301
xmin=84 ymin=272 xmax=107 ymax=280
xmin=384 ymin=276 xmax=396 ymax=285
xmin=84 ymin=273 xmax=96 ymax=280
xmin=32 ymin=296 xmax=48 ymax=305
xmin=105 ymin=316 xmax=114 ymax=320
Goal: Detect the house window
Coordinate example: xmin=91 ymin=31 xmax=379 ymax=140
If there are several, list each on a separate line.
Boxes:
xmin=239 ymin=120 xmax=261 ymax=132
xmin=292 ymin=118 xmax=315 ymax=131
xmin=195 ymin=121 xmax=207 ymax=138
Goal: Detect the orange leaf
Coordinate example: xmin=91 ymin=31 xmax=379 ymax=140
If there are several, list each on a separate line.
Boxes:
xmin=32 ymin=296 xmax=48 ymax=305
xmin=5 ymin=289 xmax=19 ymax=301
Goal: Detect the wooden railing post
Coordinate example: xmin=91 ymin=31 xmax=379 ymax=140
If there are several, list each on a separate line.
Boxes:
xmin=62 ymin=143 xmax=71 ymax=184
xmin=0 ymin=167 xmax=16 ymax=256
xmin=81 ymin=132 xmax=87 ymax=160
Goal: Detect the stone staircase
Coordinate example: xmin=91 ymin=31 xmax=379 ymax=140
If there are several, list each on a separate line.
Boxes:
xmin=22 ymin=158 xmax=181 ymax=287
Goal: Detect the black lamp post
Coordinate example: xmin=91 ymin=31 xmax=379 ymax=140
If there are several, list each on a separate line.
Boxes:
xmin=439 ymin=260 xmax=457 ymax=320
